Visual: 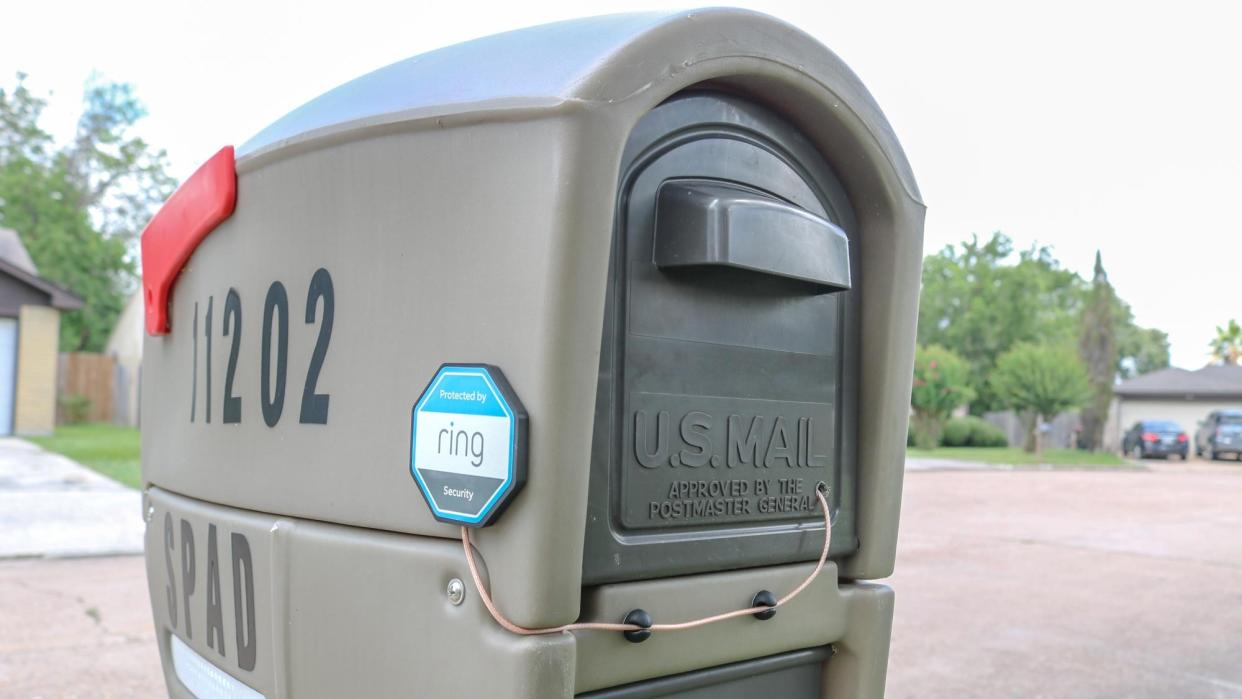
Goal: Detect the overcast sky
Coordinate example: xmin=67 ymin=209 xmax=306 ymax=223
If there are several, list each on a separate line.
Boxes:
xmin=3 ymin=0 xmax=1239 ymax=369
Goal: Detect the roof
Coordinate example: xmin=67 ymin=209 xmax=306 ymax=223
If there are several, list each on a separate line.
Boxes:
xmin=1116 ymin=365 xmax=1242 ymax=400
xmin=0 ymin=228 xmax=37 ymax=275
xmin=0 ymin=258 xmax=84 ymax=310
xmin=0 ymin=228 xmax=83 ymax=310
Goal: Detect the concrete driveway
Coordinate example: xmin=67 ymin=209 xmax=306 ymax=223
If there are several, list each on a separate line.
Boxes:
xmin=0 ymin=438 xmax=143 ymax=558
xmin=0 ymin=556 xmax=162 ymax=697
xmin=888 ymin=457 xmax=1242 ymax=698
xmin=0 ymin=437 xmax=153 ymax=695
xmin=1 ymin=457 xmax=1240 ymax=696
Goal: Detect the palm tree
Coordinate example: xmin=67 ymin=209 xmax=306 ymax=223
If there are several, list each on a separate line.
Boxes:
xmin=1210 ymin=320 xmax=1242 ymax=365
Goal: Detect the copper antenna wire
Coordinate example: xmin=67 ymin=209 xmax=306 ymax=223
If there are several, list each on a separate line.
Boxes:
xmin=460 ymin=486 xmax=833 ymax=636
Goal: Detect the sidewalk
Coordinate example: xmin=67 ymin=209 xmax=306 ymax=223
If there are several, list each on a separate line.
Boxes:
xmin=0 ymin=438 xmax=144 ymax=558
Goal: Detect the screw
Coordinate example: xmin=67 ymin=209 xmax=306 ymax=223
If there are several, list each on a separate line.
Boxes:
xmin=447 ymin=578 xmax=465 ymax=606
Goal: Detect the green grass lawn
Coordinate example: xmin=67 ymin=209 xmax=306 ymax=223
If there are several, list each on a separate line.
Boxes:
xmin=30 ymin=423 xmax=141 ymax=489
xmin=906 ymin=446 xmax=1129 ymax=467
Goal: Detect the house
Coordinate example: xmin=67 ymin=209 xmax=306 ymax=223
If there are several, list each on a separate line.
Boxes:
xmin=105 ymin=291 xmax=143 ymax=427
xmin=1108 ymin=365 xmax=1242 ymax=449
xmin=0 ymin=228 xmax=84 ymax=435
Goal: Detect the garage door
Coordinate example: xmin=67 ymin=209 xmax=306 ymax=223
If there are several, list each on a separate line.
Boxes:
xmin=0 ymin=317 xmax=17 ymax=435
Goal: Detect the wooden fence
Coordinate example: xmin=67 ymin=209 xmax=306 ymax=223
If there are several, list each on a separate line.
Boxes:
xmin=58 ymin=352 xmax=115 ymax=424
xmin=983 ymin=409 xmax=1080 ymax=450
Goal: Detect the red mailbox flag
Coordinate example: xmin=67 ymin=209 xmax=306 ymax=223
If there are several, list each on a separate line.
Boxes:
xmin=140 ymin=146 xmax=236 ymax=335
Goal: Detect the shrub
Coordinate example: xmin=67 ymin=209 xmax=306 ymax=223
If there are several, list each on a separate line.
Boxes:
xmin=941 ymin=416 xmax=1008 ymax=447
xmin=59 ymin=394 xmax=92 ymax=425
xmin=940 ymin=417 xmax=972 ymax=447
xmin=971 ymin=421 xmax=1009 ymax=447
xmin=910 ymin=345 xmax=975 ymax=449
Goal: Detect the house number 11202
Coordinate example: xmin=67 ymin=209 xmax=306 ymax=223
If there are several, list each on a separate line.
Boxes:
xmin=189 ymin=268 xmax=334 ymax=427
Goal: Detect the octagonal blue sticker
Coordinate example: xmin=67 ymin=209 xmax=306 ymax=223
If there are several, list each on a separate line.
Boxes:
xmin=410 ymin=364 xmax=527 ymax=527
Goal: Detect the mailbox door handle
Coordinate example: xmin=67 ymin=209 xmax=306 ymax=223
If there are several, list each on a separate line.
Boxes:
xmin=653 ymin=180 xmax=851 ymax=291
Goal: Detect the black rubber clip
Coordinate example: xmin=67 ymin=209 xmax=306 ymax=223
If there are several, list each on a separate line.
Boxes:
xmin=751 ymin=590 xmax=777 ymax=620
xmin=623 ymin=608 xmax=652 ymax=643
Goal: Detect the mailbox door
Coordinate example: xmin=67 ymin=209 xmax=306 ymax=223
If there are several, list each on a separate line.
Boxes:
xmin=577 ymin=647 xmax=832 ymax=698
xmin=583 ymin=92 xmax=860 ymax=584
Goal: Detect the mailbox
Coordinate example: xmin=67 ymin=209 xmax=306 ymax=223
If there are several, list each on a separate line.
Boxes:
xmin=582 ymin=90 xmax=861 ymax=585
xmin=139 ymin=9 xmax=923 ymax=699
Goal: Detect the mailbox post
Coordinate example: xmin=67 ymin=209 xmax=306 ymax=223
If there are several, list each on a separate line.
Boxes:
xmin=139 ymin=9 xmax=923 ymax=698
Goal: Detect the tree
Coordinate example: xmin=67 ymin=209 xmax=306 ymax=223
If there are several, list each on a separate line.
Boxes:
xmin=910 ymin=345 xmax=975 ymax=449
xmin=1078 ymin=252 xmax=1117 ymax=451
xmin=919 ymin=232 xmax=1170 ymax=413
xmin=62 ymin=77 xmax=176 ymax=241
xmin=990 ymin=343 xmax=1091 ymax=455
xmin=918 ymin=233 xmax=1085 ymax=413
xmin=1210 ymin=320 xmax=1242 ymax=366
xmin=0 ymin=73 xmax=174 ymax=351
xmin=1117 ymin=325 xmax=1170 ymax=378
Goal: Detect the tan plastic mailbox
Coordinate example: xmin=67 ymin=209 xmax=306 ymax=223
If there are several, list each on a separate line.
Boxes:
xmin=139 ymin=9 xmax=924 ymax=698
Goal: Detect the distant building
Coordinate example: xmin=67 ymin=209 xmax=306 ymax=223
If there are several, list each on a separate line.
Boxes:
xmin=0 ymin=228 xmax=84 ymax=435
xmin=105 ymin=291 xmax=143 ymax=427
xmin=1108 ymin=365 xmax=1242 ymax=449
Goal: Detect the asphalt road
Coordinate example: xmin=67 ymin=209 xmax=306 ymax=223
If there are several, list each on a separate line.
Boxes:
xmin=2 ymin=458 xmax=1240 ymax=697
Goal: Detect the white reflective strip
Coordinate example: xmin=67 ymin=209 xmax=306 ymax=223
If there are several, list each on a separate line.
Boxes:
xmin=171 ymin=635 xmax=265 ymax=699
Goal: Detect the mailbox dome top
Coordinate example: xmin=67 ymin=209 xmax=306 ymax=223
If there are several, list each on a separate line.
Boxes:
xmin=237 ymin=9 xmax=918 ymax=203
xmin=241 ymin=11 xmax=675 ymax=160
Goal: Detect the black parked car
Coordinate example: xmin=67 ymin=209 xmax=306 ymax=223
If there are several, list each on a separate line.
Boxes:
xmin=1195 ymin=410 xmax=1242 ymax=461
xmin=1122 ymin=420 xmax=1189 ymax=460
